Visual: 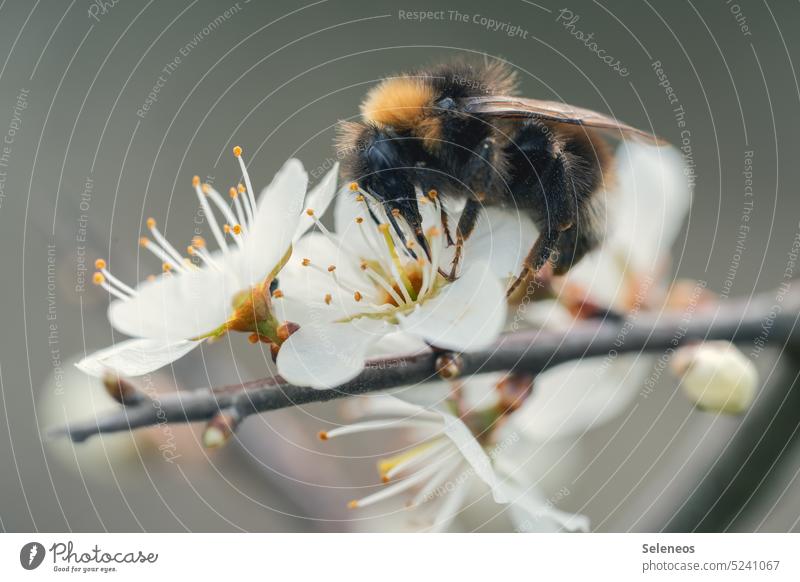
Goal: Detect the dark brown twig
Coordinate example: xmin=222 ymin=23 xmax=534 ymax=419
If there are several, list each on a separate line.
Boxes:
xmin=50 ymin=287 xmax=800 ymax=443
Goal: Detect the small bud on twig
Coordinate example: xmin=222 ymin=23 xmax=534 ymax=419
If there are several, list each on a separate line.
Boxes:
xmin=102 ymin=371 xmax=147 ymax=406
xmin=435 ymin=352 xmax=464 ymax=380
xmin=671 ymin=341 xmax=758 ymax=414
xmin=202 ymin=407 xmax=242 ymax=449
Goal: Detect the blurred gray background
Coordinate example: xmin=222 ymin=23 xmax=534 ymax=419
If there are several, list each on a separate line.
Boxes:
xmin=1 ymin=0 xmax=799 ymax=532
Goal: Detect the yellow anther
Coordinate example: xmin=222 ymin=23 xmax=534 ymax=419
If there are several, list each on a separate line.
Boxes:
xmin=305 ymin=208 xmax=314 ymax=216
xmin=353 ymin=291 xmax=363 ymax=302
xmin=327 ymin=264 xmax=336 ymax=272
xmin=232 ymin=224 xmax=242 ymax=235
xmin=223 ymin=224 xmax=231 ymax=234
xmin=347 ymin=500 xmax=358 ymax=509
xmin=192 ymin=175 xmax=200 ymax=187
xmin=162 ymin=263 xmax=172 ymax=272
xmin=378 ymin=223 xmax=390 ymax=234
xmin=324 ymin=293 xmax=332 ymax=305
xmin=233 ymin=145 xmax=243 ymax=157
xmin=318 ymin=431 xmax=329 ymax=441
xmin=427 ymin=189 xmax=438 ymax=199
xmin=248 ymin=333 xmax=259 ymax=344
xmin=237 ymin=183 xmax=245 ymax=193
xmin=94 ymin=258 xmax=106 ymax=270
xmin=272 ymin=289 xmax=284 ymax=299
xmin=146 ymin=217 xmax=156 ymax=229
xmin=355 ymin=217 xmax=364 ymax=224
xmin=355 ymin=194 xmax=365 ymax=202
xmin=229 ymin=187 xmax=238 ymax=198
xmin=92 ymin=272 xmax=105 ymax=285
xmin=359 ymin=261 xmax=368 ymax=270
xmin=139 ymin=236 xmax=149 ymax=247
xmin=146 ymin=274 xmax=156 ymax=282
xmin=191 ymin=236 xmax=206 ymax=248
xmin=301 ymin=258 xmax=311 ymax=267
xmin=349 ymin=182 xmax=359 ymax=192
xmin=201 ymin=183 xmax=210 ymax=194
xmin=427 ymin=226 xmax=441 ymax=237
xmin=391 ymin=208 xmax=401 ymax=218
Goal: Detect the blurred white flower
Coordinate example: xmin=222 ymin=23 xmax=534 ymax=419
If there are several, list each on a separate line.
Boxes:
xmin=321 ymin=391 xmax=588 ymax=533
xmin=77 ymin=150 xmax=338 ymax=377
xmin=671 ymin=341 xmax=758 ymax=414
xmin=276 ymin=187 xmax=526 ymax=389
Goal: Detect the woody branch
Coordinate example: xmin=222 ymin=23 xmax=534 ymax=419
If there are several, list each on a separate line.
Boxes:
xmin=51 ymin=286 xmax=800 ymax=444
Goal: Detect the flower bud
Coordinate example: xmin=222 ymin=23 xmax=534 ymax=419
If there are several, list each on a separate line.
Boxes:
xmin=671 ymin=341 xmax=757 ymax=414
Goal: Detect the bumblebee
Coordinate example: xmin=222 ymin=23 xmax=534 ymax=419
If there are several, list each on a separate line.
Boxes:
xmin=336 ymin=60 xmax=662 ymax=295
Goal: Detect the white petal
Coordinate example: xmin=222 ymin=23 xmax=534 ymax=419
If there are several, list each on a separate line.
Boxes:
xmin=500 ymin=481 xmax=590 ymax=532
xmin=608 ymin=143 xmax=690 ymax=271
xmin=513 ymin=354 xmax=652 ymax=441
xmin=276 ymin=319 xmax=390 ymax=389
xmin=278 ymin=232 xmax=375 ymax=320
xmin=294 ymin=163 xmax=339 ymax=242
xmin=108 ymin=266 xmax=237 ymax=341
xmin=442 ymin=207 xmax=539 ymax=280
xmin=399 ymin=262 xmax=506 ymax=351
xmin=75 ymin=338 xmax=201 ymax=377
xmin=240 ymin=158 xmax=308 ymax=286
xmin=438 ymin=409 xmax=510 ymax=504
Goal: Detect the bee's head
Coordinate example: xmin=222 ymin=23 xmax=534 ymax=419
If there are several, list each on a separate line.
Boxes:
xmin=360 ymin=76 xmax=460 ymax=150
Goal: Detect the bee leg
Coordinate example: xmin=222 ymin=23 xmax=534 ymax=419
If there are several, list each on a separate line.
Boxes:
xmin=440 ymin=207 xmax=455 ymax=247
xmin=506 ymin=228 xmax=560 ymax=297
xmin=447 ymin=198 xmax=481 ymax=280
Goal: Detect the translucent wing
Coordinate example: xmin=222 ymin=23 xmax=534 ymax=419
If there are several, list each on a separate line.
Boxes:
xmin=462 ymin=95 xmax=665 ymax=145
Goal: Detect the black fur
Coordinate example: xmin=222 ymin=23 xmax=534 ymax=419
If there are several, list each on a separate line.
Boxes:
xmin=337 ymin=61 xmax=611 ymax=291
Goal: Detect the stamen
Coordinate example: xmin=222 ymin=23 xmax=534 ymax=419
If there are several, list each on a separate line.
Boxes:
xmin=380 ymin=439 xmax=449 ymax=480
xmin=320 ymin=419 xmax=440 ymax=440
xmin=409 ymin=457 xmax=463 ymax=508
xmin=361 ymin=265 xmax=405 ymax=306
xmin=193 ymin=176 xmax=229 ymax=255
xmin=140 ymin=236 xmax=187 ymax=273
xmin=378 ymin=223 xmax=414 ymax=303
xmin=233 ymin=146 xmax=258 ymax=221
xmin=324 ymin=293 xmax=332 ymax=305
xmin=93 ymin=272 xmax=130 ymax=301
xmin=349 ymin=460 xmax=444 ymax=509
xmin=202 ymin=183 xmax=245 ymax=245
xmin=229 ymin=186 xmax=250 ymax=229
xmin=146 ymin=217 xmax=187 ymax=266
xmin=94 ymin=259 xmax=136 ymax=296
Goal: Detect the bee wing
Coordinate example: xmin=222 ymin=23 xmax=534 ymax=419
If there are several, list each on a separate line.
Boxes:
xmin=462 ymin=95 xmax=665 ymax=145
